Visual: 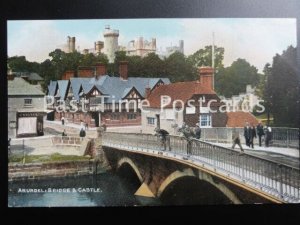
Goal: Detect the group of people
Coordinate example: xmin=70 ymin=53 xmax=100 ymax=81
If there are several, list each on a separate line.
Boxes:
xmin=232 ymin=121 xmax=273 ymax=152
xmin=155 ymin=122 xmax=202 ymax=152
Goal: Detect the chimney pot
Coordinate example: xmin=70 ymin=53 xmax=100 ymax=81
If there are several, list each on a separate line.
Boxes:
xmin=199 ymin=66 xmax=214 ymax=90
xmin=95 ymin=62 xmax=107 ymax=77
xmin=119 ymin=61 xmax=128 ymax=80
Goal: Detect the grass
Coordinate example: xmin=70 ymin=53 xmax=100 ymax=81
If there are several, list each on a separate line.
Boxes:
xmin=9 ymin=153 xmax=90 ymax=164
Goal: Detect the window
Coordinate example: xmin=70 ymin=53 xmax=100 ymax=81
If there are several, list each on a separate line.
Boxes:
xmin=24 ymin=98 xmax=32 ymax=107
xmin=200 ymin=114 xmax=212 ymax=127
xmin=111 ymin=114 xmax=120 ymax=120
xmin=127 ymin=113 xmax=136 ymax=120
xmin=147 ymin=117 xmax=155 ymax=125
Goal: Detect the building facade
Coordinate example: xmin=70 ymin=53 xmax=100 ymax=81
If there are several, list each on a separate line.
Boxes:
xmin=8 ymin=76 xmax=46 ymax=138
xmin=126 ymin=37 xmax=156 ymax=57
xmin=46 ymin=62 xmax=170 ymax=128
xmin=142 ymin=67 xmax=227 ymax=134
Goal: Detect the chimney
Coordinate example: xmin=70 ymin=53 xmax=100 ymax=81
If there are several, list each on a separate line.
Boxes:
xmin=119 ymin=61 xmax=128 ymax=80
xmin=78 ymin=66 xmax=94 ymax=78
xmin=199 ymin=66 xmax=214 ymax=90
xmin=63 ymin=70 xmax=75 ymax=80
xmin=95 ymin=62 xmax=107 ymax=77
xmin=145 ymin=86 xmax=151 ymax=98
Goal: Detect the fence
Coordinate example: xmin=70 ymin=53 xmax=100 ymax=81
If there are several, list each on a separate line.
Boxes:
xmin=102 ymin=132 xmax=300 ymax=203
xmin=199 ymin=127 xmax=299 ymax=149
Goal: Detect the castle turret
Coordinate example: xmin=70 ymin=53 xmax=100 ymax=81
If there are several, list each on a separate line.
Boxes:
xmin=103 ymin=25 xmax=119 ymax=63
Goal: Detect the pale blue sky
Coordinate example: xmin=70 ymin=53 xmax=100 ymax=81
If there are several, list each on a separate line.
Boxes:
xmin=7 ymin=18 xmax=296 ymax=72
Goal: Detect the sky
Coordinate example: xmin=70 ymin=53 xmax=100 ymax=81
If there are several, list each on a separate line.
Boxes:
xmin=7 ymin=18 xmax=296 ymax=73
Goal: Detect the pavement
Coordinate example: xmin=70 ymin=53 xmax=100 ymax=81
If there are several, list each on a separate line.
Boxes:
xmin=210 ymin=142 xmax=300 ymax=168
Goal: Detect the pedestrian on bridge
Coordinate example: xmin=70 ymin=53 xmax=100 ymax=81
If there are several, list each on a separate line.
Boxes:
xmin=194 ymin=123 xmax=201 ymax=139
xmin=232 ymin=127 xmax=244 ymax=153
xmin=154 ymin=127 xmax=169 ymax=151
xmin=244 ymin=122 xmax=251 ymax=147
xmin=257 ymin=122 xmax=264 ymax=147
xmin=250 ymin=125 xmax=257 ymax=149
xmin=265 ymin=126 xmax=272 ymax=147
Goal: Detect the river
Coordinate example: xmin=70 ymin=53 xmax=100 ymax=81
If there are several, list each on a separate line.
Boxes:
xmin=8 ymin=172 xmax=160 ymax=207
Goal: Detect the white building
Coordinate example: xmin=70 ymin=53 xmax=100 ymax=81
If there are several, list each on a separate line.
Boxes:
xmin=8 ymin=75 xmax=46 ymax=138
xmin=219 ymin=85 xmax=262 ymax=112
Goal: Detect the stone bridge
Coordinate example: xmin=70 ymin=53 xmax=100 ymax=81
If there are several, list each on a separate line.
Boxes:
xmin=102 ymin=133 xmax=300 ymax=205
xmin=104 ymin=147 xmax=274 ymax=204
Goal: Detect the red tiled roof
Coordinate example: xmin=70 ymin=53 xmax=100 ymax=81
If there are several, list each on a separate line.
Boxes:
xmin=226 ymin=112 xmax=258 ymax=127
xmin=147 ymin=81 xmax=216 ymax=108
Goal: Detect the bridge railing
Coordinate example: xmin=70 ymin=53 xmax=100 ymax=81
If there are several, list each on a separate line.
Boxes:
xmin=102 ymin=132 xmax=300 ymax=203
xmin=199 ymin=127 xmax=299 ymax=149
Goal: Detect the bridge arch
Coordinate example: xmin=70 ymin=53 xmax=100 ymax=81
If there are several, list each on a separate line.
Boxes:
xmin=157 ymin=168 xmax=241 ymax=204
xmin=117 ymin=157 xmax=143 ymax=183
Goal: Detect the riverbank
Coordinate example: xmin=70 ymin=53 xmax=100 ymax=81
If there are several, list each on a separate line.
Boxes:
xmin=8 ymin=158 xmax=109 ymax=182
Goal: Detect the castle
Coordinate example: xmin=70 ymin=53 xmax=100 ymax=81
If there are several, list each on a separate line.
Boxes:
xmin=62 ymin=25 xmax=184 ymax=63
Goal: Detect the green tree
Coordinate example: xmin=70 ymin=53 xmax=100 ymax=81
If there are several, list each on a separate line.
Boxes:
xmin=265 ymin=46 xmax=299 ymax=127
xmin=49 ymin=49 xmax=66 ymax=80
xmin=8 ymin=56 xmax=40 ymax=73
xmin=39 ymin=59 xmax=55 ymax=92
xmin=140 ymin=53 xmax=164 ymax=77
xmin=215 ymin=58 xmax=260 ymax=97
xmin=164 ymin=52 xmax=197 ymax=82
xmin=188 ymin=45 xmax=224 ymax=71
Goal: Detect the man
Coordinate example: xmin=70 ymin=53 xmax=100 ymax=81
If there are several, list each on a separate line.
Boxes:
xmin=232 ymin=127 xmax=244 ymax=153
xmin=62 ymin=129 xmax=67 ymax=136
xmin=250 ymin=125 xmax=257 ymax=149
xmin=265 ymin=126 xmax=272 ymax=147
xmin=79 ymin=128 xmax=86 ymax=141
xmin=244 ymin=122 xmax=251 ymax=147
xmin=154 ymin=127 xmax=170 ymax=151
xmin=256 ymin=122 xmax=264 ymax=147
xmin=194 ymin=123 xmax=201 ymax=139
xmin=61 ymin=116 xmax=65 ymax=125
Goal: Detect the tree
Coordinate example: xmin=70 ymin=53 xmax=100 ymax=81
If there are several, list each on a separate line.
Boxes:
xmin=188 ymin=45 xmax=224 ymax=71
xmin=164 ymin=52 xmax=197 ymax=82
xmin=215 ymin=58 xmax=260 ymax=97
xmin=139 ymin=53 xmax=164 ymax=77
xmin=8 ymin=56 xmax=40 ymax=73
xmin=39 ymin=59 xmax=55 ymax=92
xmin=265 ymin=46 xmax=299 ymax=127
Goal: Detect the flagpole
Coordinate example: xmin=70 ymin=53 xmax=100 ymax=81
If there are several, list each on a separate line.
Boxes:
xmin=212 ymin=32 xmax=215 ymax=90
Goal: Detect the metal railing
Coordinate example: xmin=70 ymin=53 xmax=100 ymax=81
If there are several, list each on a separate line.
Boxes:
xmin=198 ymin=127 xmax=299 ymax=149
xmin=102 ymin=132 xmax=300 ymax=203
xmin=51 ymin=136 xmax=82 ymax=146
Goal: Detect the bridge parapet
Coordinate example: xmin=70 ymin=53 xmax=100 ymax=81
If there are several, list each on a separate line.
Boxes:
xmin=102 ymin=132 xmax=300 ymax=203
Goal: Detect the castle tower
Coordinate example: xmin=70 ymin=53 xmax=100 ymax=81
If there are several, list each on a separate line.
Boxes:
xmin=103 ymin=25 xmax=119 ymax=63
xmin=179 ymin=40 xmax=184 ymax=54
xmin=94 ymin=41 xmax=104 ymax=54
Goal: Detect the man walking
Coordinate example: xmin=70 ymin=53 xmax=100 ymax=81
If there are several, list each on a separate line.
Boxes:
xmin=244 ymin=122 xmax=251 ymax=147
xmin=256 ymin=122 xmax=264 ymax=147
xmin=232 ymin=127 xmax=244 ymax=153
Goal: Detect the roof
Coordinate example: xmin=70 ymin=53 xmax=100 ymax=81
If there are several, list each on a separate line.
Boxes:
xmin=147 ymin=81 xmax=216 ymax=108
xmin=55 ymin=75 xmax=171 ymax=103
xmin=48 ymin=81 xmax=57 ymax=96
xmin=226 ymin=112 xmax=259 ymax=127
xmin=69 ymin=78 xmax=90 ymax=101
xmin=28 ymin=73 xmax=43 ymax=81
xmin=13 ymin=72 xmax=43 ymax=81
xmin=8 ymin=77 xmax=45 ymax=96
xmin=57 ymin=80 xmax=69 ymax=100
